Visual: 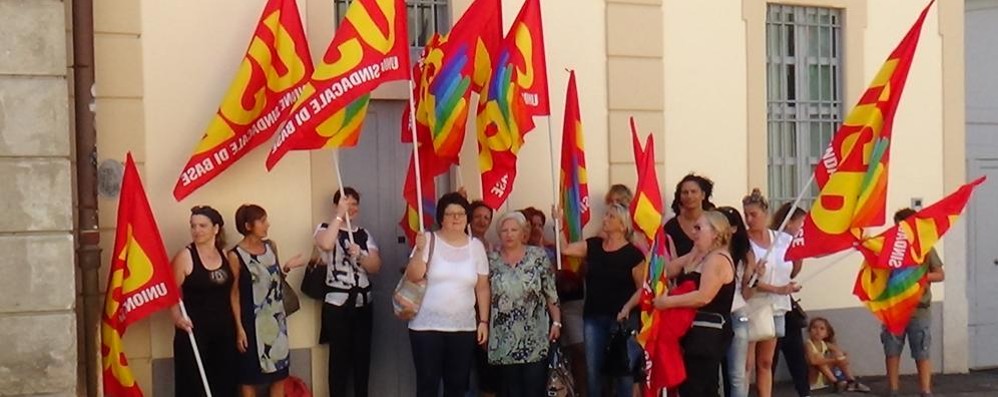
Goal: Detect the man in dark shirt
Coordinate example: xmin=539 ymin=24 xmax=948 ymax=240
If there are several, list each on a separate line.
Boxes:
xmin=882 ymin=208 xmax=945 ymax=397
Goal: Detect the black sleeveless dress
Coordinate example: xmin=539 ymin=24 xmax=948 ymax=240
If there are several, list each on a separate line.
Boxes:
xmin=174 ymin=245 xmax=237 ymax=397
xmin=676 ymin=252 xmax=736 ymax=397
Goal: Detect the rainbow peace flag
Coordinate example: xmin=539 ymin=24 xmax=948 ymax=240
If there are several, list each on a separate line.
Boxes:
xmin=476 ymin=0 xmax=546 ymax=209
xmin=638 ymin=230 xmax=670 ymax=349
xmin=559 ymin=70 xmax=590 ymax=275
xmin=853 ymin=260 xmax=929 ymax=336
xmin=411 ymin=0 xmax=502 ymax=164
xmin=853 ymin=176 xmax=984 ymax=335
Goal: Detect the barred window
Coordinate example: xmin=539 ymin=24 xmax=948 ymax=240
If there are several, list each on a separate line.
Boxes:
xmin=334 ymin=0 xmax=450 ymax=48
xmin=766 ymin=5 xmax=844 ymax=208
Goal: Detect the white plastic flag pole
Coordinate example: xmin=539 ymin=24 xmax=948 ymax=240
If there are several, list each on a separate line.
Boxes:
xmin=332 ymin=149 xmax=356 ymax=245
xmin=179 ymin=300 xmax=213 ymax=397
xmin=760 ymin=173 xmax=816 ymax=262
xmin=407 ymin=79 xmax=426 ymax=233
xmin=546 ymin=117 xmax=563 ymax=270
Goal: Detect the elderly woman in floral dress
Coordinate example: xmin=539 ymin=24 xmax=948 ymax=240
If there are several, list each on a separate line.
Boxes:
xmin=487 ymin=211 xmax=561 ymax=397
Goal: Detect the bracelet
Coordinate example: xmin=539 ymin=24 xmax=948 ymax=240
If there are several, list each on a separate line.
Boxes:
xmin=552 ymin=321 xmax=562 ymax=328
xmin=335 ymin=215 xmax=344 ymax=223
xmin=478 ymin=320 xmax=488 ymax=324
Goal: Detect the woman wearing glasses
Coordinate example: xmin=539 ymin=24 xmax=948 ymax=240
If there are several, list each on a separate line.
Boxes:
xmin=404 ymin=192 xmax=491 ymax=397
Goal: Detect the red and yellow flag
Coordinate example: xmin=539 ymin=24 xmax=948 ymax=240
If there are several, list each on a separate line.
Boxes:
xmin=559 ymin=70 xmax=590 ymax=276
xmin=103 ymin=154 xmax=181 ymax=397
xmin=630 ymin=118 xmax=664 ymax=244
xmin=266 ymin=0 xmax=410 ymax=169
xmin=173 ymin=0 xmax=312 ymax=201
xmin=398 ymin=143 xmax=447 ymax=244
xmin=853 ymin=176 xmax=983 ymax=335
xmin=476 ymin=0 xmax=547 ymax=208
xmin=786 ymin=1 xmax=934 ymax=261
xmin=504 ymin=0 xmax=549 ymax=116
xmin=857 ymin=176 xmax=985 ymax=269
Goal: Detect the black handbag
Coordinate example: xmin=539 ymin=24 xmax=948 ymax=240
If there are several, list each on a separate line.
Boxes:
xmin=547 ymin=342 xmax=577 ymax=397
xmin=603 ymin=324 xmax=633 ymax=377
xmin=787 ymin=296 xmax=808 ymax=326
xmin=301 ymin=245 xmax=329 ymax=300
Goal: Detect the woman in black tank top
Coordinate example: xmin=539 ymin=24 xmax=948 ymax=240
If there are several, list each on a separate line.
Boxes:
xmin=663 ymin=174 xmax=716 ymax=257
xmin=170 ymin=206 xmax=237 ymax=397
xmin=654 ymin=210 xmax=735 ymax=397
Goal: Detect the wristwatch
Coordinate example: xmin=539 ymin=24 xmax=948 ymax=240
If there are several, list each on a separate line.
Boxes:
xmin=552 ymin=321 xmax=563 ymax=328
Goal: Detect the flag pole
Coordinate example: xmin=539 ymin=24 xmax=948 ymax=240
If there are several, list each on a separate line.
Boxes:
xmin=179 ymin=300 xmax=213 ymax=397
xmin=756 ymin=172 xmax=816 ymax=271
xmin=546 ymin=117 xmax=563 ymax=270
xmin=408 ymin=79 xmax=426 ymax=233
xmin=332 ymin=150 xmax=356 ymax=245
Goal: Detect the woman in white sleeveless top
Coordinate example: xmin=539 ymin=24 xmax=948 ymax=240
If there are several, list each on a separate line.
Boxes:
xmin=743 ymin=189 xmax=801 ymax=397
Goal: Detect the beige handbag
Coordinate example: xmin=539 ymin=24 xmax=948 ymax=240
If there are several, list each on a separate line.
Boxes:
xmin=392 ymin=232 xmax=436 ymax=321
xmin=746 ymin=296 xmax=776 ymax=342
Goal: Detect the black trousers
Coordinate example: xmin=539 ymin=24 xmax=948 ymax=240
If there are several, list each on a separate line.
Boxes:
xmin=680 ymin=354 xmax=723 ymax=397
xmin=174 ymin=319 xmax=237 ymax=397
xmin=679 ymin=320 xmax=732 ymax=397
xmin=497 ymin=360 xmax=548 ymax=397
xmin=774 ymin=314 xmax=811 ymax=397
xmin=409 ymin=330 xmax=477 ymax=397
xmin=323 ymin=303 xmax=373 ymax=397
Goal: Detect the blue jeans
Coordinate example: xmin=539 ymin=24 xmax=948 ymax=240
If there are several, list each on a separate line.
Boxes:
xmin=584 ymin=314 xmax=641 ymax=397
xmin=881 ymin=308 xmax=932 ymax=360
xmin=723 ymin=310 xmax=750 ymax=397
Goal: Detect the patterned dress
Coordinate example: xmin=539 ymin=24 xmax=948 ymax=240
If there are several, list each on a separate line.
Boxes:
xmin=487 ymin=246 xmax=559 ymax=365
xmin=232 ymin=243 xmax=290 ymax=384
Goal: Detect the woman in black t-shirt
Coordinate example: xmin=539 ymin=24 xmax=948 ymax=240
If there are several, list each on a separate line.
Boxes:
xmin=663 ymin=173 xmax=716 ymax=257
xmin=560 ymin=203 xmax=646 ymax=397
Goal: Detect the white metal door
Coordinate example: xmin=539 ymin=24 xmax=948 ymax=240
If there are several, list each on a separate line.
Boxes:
xmin=968 ymin=158 xmax=998 ymax=368
xmin=339 ymin=101 xmax=417 ymax=396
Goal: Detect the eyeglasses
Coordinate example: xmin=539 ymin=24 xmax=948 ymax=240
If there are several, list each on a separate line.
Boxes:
xmin=443 ymin=211 xmax=467 ymax=218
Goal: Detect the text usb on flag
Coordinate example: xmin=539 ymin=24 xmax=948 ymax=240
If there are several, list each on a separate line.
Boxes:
xmin=172 ymin=0 xmax=312 ymax=201
xmin=785 ymin=0 xmax=935 ymax=262
xmin=266 ymin=0 xmax=410 ymax=169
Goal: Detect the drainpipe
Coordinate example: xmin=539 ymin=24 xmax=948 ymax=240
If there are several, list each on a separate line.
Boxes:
xmin=71 ymin=0 xmax=101 ymax=395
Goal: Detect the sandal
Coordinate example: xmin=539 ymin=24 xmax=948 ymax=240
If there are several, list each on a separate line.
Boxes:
xmin=846 ymin=379 xmax=872 ymax=393
xmin=834 ymin=380 xmax=849 ymax=393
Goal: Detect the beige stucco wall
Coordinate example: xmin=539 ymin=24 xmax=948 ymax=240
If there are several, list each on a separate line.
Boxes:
xmin=90 ymin=0 xmax=965 ymax=390
xmin=660 ymin=0 xmax=955 ymax=312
